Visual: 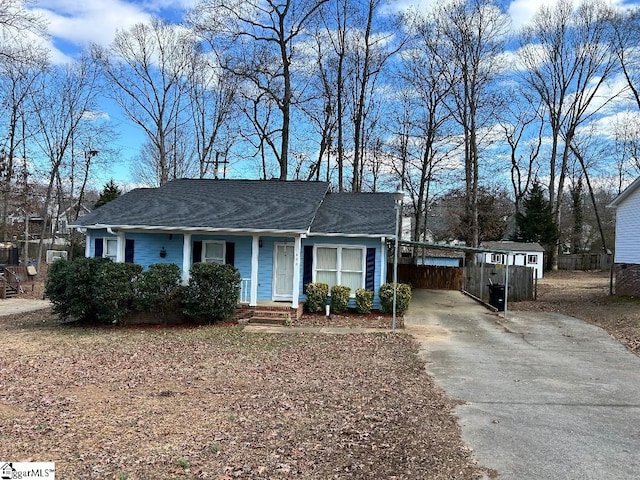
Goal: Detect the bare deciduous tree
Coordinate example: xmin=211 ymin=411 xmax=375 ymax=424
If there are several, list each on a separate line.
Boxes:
xmin=520 ymin=0 xmax=619 ymax=268
xmin=92 ymin=19 xmax=195 ymax=186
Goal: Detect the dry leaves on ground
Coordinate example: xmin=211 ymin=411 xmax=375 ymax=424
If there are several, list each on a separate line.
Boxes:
xmin=0 ymin=311 xmax=489 ymax=479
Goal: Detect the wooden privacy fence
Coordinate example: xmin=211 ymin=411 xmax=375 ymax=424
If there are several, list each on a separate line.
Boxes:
xmin=394 ymin=264 xmax=464 ymax=290
xmin=464 ymin=264 xmax=536 ymax=302
xmin=558 ymin=253 xmax=612 ymax=271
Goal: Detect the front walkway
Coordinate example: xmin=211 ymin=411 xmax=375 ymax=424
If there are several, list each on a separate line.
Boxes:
xmin=242 ymin=325 xmax=391 ymax=335
xmin=405 ymin=289 xmax=640 ymax=480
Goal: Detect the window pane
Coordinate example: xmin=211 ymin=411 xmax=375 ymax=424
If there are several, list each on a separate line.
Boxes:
xmin=342 ymin=248 xmax=362 ymax=271
xmin=342 ymin=271 xmax=363 ymax=292
xmin=317 ymin=270 xmax=337 ymax=288
xmin=105 ymin=239 xmax=117 ymax=255
xmin=317 ymin=247 xmax=337 ymax=269
xmin=204 ymin=242 xmax=224 ymax=263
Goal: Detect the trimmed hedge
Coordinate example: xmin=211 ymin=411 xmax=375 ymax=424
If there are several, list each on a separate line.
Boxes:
xmin=305 ymin=282 xmax=329 ymax=313
xmin=355 ymin=288 xmax=373 ymax=314
xmin=135 ymin=263 xmax=182 ymax=315
xmin=45 ymin=257 xmax=142 ymax=324
xmin=330 ymin=285 xmax=351 ymax=314
xmin=379 ymin=282 xmax=412 ymax=315
xmin=183 ymin=262 xmax=241 ymax=322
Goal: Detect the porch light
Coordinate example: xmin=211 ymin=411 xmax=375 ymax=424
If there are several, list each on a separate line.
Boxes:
xmin=159 ymin=246 xmax=167 ymax=258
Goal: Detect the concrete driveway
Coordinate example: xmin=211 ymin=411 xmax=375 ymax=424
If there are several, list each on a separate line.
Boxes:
xmin=405 ymin=289 xmax=640 ymax=480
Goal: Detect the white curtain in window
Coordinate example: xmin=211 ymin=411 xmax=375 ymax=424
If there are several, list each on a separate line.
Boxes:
xmin=317 ymin=247 xmax=337 ymax=269
xmin=316 ymin=247 xmax=338 ymax=287
xmin=341 ymin=248 xmax=363 ymax=291
xmin=205 ymin=242 xmax=224 ymax=263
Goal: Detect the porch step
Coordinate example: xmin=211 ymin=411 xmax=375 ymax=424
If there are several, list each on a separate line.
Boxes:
xmin=247 ymin=316 xmax=289 ymax=326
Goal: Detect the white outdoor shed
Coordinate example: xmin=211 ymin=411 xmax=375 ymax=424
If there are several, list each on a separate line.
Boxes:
xmin=608 ymin=176 xmax=640 ymax=296
xmin=479 ymin=241 xmax=545 ymax=279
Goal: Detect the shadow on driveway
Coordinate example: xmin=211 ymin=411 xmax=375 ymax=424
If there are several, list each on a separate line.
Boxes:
xmin=405 ymin=289 xmax=640 ymax=480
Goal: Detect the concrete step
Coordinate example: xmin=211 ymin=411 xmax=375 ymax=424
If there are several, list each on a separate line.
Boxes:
xmin=248 ymin=316 xmax=288 ymax=326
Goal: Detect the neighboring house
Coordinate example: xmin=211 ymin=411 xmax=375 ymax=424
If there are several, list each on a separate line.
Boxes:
xmin=415 ymin=249 xmax=464 ymax=267
xmin=478 ymin=241 xmax=545 ymax=279
xmin=608 ymin=176 xmax=640 ymax=296
xmin=53 ymin=203 xmax=92 ymax=235
xmin=71 ymin=179 xmax=396 ymax=311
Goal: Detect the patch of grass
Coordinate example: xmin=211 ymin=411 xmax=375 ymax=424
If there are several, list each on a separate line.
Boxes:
xmin=175 ymin=457 xmax=190 ymax=469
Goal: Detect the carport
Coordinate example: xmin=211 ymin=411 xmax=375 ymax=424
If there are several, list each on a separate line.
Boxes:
xmin=394 ymin=240 xmax=516 ymax=317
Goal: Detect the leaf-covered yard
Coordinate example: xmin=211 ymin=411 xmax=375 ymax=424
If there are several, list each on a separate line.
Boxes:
xmin=0 ymin=311 xmax=488 ymax=479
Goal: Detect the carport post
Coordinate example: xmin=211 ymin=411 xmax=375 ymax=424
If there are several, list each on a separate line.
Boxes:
xmin=504 ymin=261 xmax=509 ymax=319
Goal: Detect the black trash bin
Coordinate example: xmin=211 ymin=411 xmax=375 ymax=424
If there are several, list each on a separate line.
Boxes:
xmin=488 ymin=284 xmax=506 ymax=311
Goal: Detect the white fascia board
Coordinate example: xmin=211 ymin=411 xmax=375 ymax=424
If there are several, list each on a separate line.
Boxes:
xmin=77 ymin=224 xmax=308 ymax=236
xmin=307 ymin=232 xmax=389 ymax=239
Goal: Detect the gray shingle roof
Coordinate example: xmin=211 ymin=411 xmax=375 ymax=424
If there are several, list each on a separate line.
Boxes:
xmin=481 ymin=241 xmax=545 ymax=252
xmin=73 ymin=179 xmax=330 ymax=233
xmin=310 ymin=192 xmax=396 ymax=236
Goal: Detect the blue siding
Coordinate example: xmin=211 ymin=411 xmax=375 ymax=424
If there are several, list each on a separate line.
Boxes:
xmin=417 ymin=256 xmax=461 ymax=267
xmin=191 ymin=234 xmax=253 ymax=281
xmin=301 ymin=237 xmax=384 ymax=310
xmin=86 ymin=230 xmax=387 ymax=308
xmin=87 ymin=229 xmax=116 ymax=257
xmin=128 ymin=232 xmax=183 ymax=269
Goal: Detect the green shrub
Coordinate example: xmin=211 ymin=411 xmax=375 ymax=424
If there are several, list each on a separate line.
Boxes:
xmin=330 ymin=285 xmax=351 ymax=314
xmin=46 ymin=257 xmax=108 ymax=321
xmin=355 ymin=288 xmax=373 ymax=314
xmin=93 ymin=262 xmax=143 ymax=324
xmin=305 ymin=282 xmax=329 ymax=313
xmin=45 ymin=257 xmax=142 ymax=324
xmin=136 ymin=263 xmax=182 ymax=314
xmin=183 ymin=262 xmax=241 ymax=322
xmin=379 ymin=282 xmax=412 ymax=315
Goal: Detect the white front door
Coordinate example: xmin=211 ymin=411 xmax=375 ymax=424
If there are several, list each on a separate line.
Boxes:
xmin=273 ymin=242 xmax=294 ymax=300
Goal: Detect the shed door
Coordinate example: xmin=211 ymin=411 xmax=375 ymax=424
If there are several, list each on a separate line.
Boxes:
xmin=273 ymin=243 xmax=294 ymax=300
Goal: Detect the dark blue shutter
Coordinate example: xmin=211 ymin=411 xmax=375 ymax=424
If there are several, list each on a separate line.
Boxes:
xmin=192 ymin=241 xmax=202 ymax=263
xmin=303 ymin=245 xmax=313 ymax=294
xmin=94 ymin=238 xmax=103 ymax=258
xmin=365 ymin=247 xmax=376 ymax=291
xmin=225 ymin=242 xmax=235 ymax=266
xmin=125 ymin=239 xmax=134 ymax=263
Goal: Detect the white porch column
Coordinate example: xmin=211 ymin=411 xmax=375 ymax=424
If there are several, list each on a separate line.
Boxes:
xmin=250 ymin=235 xmax=259 ymax=306
xmin=291 ymin=235 xmax=302 ymax=308
xmin=116 ymin=231 xmax=126 ymax=262
xmin=85 ymin=231 xmax=91 ymax=258
xmin=380 ymin=237 xmax=387 ymax=286
xmin=182 ymin=233 xmax=192 ymax=285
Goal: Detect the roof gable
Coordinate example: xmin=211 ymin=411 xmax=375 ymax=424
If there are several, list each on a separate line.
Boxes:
xmin=609 ymin=176 xmax=640 ymax=208
xmin=74 ymin=179 xmax=330 ymax=233
xmin=310 ymin=192 xmax=396 ymax=236
xmin=481 ymin=241 xmax=545 ymax=252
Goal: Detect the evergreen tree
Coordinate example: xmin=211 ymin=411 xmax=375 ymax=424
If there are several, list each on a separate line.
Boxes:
xmin=94 ymin=180 xmax=122 ymax=209
xmin=513 ymin=180 xmax=558 ymax=247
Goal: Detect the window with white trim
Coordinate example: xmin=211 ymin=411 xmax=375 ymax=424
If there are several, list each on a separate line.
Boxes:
xmin=527 ymin=254 xmax=538 ymax=264
xmin=314 ymin=245 xmax=365 ymax=294
xmin=104 ymin=238 xmax=117 ymax=261
xmin=490 ymin=253 xmax=503 ymax=264
xmin=203 ymin=241 xmax=225 ymax=264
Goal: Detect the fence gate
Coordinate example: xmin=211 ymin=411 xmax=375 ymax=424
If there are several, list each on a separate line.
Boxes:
xmin=464 ymin=264 xmax=536 ymax=303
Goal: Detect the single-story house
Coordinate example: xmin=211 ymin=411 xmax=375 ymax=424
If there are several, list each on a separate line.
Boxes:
xmin=608 ymin=176 xmax=640 ymax=296
xmin=478 ymin=241 xmax=545 ymax=279
xmin=70 ymin=179 xmax=396 ymax=312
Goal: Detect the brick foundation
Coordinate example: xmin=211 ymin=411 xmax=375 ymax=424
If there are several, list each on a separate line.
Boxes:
xmin=615 ymin=263 xmax=640 ymax=296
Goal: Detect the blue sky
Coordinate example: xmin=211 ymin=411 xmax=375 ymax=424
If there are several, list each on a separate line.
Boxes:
xmin=26 ymin=0 xmax=640 ymax=188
